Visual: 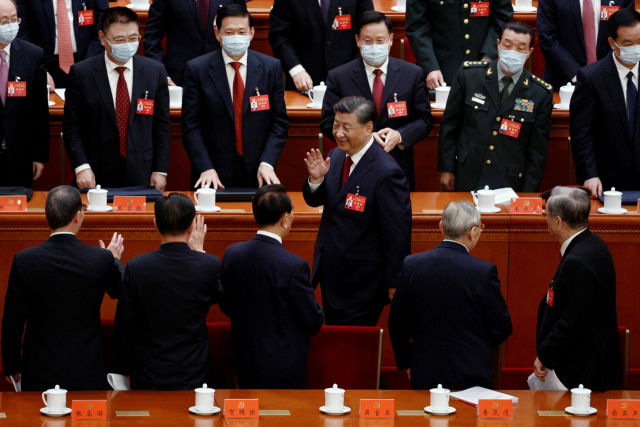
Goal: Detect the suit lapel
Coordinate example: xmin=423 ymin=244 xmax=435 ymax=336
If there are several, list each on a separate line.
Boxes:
xmin=188 ymin=0 xmax=205 ymax=37
xmin=604 ymin=53 xmax=632 ymax=141
xmin=243 ymin=51 xmax=262 ymax=114
xmin=5 ymin=42 xmax=25 ymax=115
xmin=498 ymin=68 xmax=531 ymax=116
xmin=128 ymin=56 xmax=145 ymax=127
xmin=71 ymin=0 xmax=81 ymax=43
xmin=312 ymin=0 xmax=327 ymax=30
xmin=208 ymin=50 xmax=234 ymax=119
xmin=42 ymin=0 xmax=56 ymax=44
xmin=326 ymin=141 xmax=376 ymax=213
xmin=92 ymin=56 xmax=118 ymax=127
xmin=483 ymin=61 xmax=500 ymax=109
xmin=352 ymin=61 xmax=373 ymax=98
xmin=571 ymin=0 xmax=586 ymax=55
xmin=381 ymin=58 xmax=401 ymax=107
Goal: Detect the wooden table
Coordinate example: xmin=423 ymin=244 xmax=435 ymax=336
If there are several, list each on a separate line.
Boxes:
xmin=1 ymin=389 xmax=639 ymax=426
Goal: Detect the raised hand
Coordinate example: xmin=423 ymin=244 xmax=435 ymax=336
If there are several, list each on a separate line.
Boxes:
xmin=304 ymin=148 xmax=331 ymax=184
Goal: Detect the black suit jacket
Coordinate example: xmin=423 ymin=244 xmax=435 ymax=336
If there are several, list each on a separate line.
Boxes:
xmin=220 ymin=234 xmax=324 ymax=389
xmin=112 ymin=242 xmax=223 ymax=390
xmin=570 ymin=52 xmax=640 ymax=190
xmin=143 ymin=0 xmax=246 ymax=86
xmin=63 ymin=55 xmax=171 ymax=188
xmin=2 ymin=39 xmax=49 ymax=188
xmin=269 ymin=0 xmax=373 ymax=91
xmin=389 ymin=241 xmax=512 ymax=390
xmin=1 ymin=234 xmax=123 ymax=391
xmin=537 ymin=0 xmax=634 ymax=90
xmin=182 ymin=50 xmax=289 ymax=187
xmin=302 ymin=142 xmax=412 ymax=310
xmin=16 ymin=0 xmax=107 ymax=74
xmin=537 ymin=229 xmax=621 ymax=391
xmin=321 ymin=58 xmax=433 ymax=190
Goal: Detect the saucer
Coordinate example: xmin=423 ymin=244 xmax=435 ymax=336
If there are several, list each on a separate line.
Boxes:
xmin=513 ymin=5 xmax=537 ymax=11
xmin=424 ymin=406 xmax=456 ymax=415
xmin=87 ymin=205 xmax=114 ymax=212
xmin=307 ymin=102 xmax=322 ymax=108
xmin=126 ymin=3 xmax=150 ymax=10
xmin=598 ymin=207 xmax=627 ymax=214
xmin=41 ymin=407 xmax=72 ymax=417
xmin=565 ymin=406 xmax=597 ymax=416
xmin=391 ymin=5 xmax=406 ymax=11
xmin=553 ymin=103 xmax=569 ymax=110
xmin=195 ymin=205 xmax=221 ymax=212
xmin=476 ymin=206 xmax=502 ymax=213
xmin=48 ymin=101 xmax=56 ymax=106
xmin=189 ymin=406 xmax=221 ymax=416
xmin=319 ymin=406 xmax=351 ymax=415
xmin=430 ymin=103 xmax=447 ymax=109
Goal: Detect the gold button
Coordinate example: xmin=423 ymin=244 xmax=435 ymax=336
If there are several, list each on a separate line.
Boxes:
xmin=490 ymin=145 xmax=494 ymax=150
xmin=465 ymin=34 xmax=470 ymax=39
xmin=466 ymin=49 xmax=471 ymax=54
xmin=492 ymin=131 xmax=497 ymax=136
xmin=440 ymin=1 xmax=443 ymax=4
xmin=486 ymin=160 xmax=491 ymax=164
xmin=475 ymin=106 xmax=478 ymax=109
xmin=464 ymin=19 xmax=469 ymax=24
xmin=521 ymin=118 xmax=524 ymax=122
xmin=463 ymin=3 xmax=468 ymax=7
xmin=496 ymin=117 xmax=500 ymax=121
xmin=519 ymin=173 xmax=523 ymax=178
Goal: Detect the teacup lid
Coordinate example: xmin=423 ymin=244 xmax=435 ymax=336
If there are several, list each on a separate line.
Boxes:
xmin=314 ymin=81 xmax=327 ymax=90
xmin=477 ymin=185 xmax=495 ymax=195
xmin=195 ymin=383 xmax=215 ymax=393
xmin=571 ymin=384 xmax=591 ymax=394
xmin=89 ymin=185 xmax=108 ymax=193
xmin=435 ymin=83 xmax=450 ymax=92
xmin=560 ymin=82 xmax=575 ymax=92
xmin=325 ymin=383 xmax=344 ymax=393
xmin=47 ymin=385 xmax=67 ymax=394
xmin=430 ymin=384 xmax=450 ymax=393
xmin=604 ymin=187 xmax=622 ymax=196
xmin=197 ymin=187 xmax=216 ymax=194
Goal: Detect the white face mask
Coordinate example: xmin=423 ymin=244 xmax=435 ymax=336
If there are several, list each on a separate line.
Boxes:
xmin=498 ymin=48 xmax=529 ymax=74
xmin=615 ymin=41 xmax=640 ymax=65
xmin=221 ymin=34 xmax=251 ymax=56
xmin=107 ymin=40 xmax=139 ymax=63
xmin=0 ymin=22 xmax=18 ymax=45
xmin=361 ymin=42 xmax=389 ymax=66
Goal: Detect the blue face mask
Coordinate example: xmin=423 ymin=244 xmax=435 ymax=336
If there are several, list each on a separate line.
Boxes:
xmin=0 ymin=22 xmax=19 ymax=45
xmin=221 ymin=35 xmax=251 ymax=56
xmin=361 ymin=42 xmax=390 ymax=66
xmin=108 ymin=40 xmax=138 ymax=63
xmin=498 ymin=48 xmax=529 ymax=74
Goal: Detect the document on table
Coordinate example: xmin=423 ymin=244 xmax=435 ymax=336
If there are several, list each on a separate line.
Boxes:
xmin=450 ymin=387 xmax=519 ymax=406
xmin=10 ymin=375 xmax=20 ymax=392
xmin=528 ymin=370 xmax=568 ymax=391
xmin=108 ymin=373 xmax=131 ymax=391
xmin=472 ymin=188 xmax=518 ymax=206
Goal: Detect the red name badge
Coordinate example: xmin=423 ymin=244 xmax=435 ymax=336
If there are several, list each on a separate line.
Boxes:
xmin=387 ymin=101 xmax=407 ymax=117
xmin=510 ymin=198 xmax=542 ymax=214
xmin=360 ymin=400 xmax=394 ymax=418
xmin=113 ymin=196 xmax=146 ymax=213
xmin=608 ymin=400 xmax=640 ymax=419
xmin=470 ymin=2 xmax=490 ymax=16
xmin=136 ymin=99 xmax=154 ymax=115
xmin=601 ymin=6 xmax=619 ymax=20
xmin=78 ymin=10 xmax=94 ymax=26
xmin=499 ymin=119 xmax=521 ymax=138
xmin=478 ymin=400 xmax=513 ymax=419
xmin=224 ymin=399 xmax=259 ymax=418
xmin=7 ymin=81 xmax=26 ymax=97
xmin=250 ymin=95 xmax=270 ymax=112
xmin=547 ymin=287 xmax=554 ymax=307
xmin=345 ymin=194 xmax=366 ymax=212
xmin=72 ymin=400 xmax=107 ymax=420
xmin=332 ymin=15 xmax=351 ymax=30
xmin=0 ymin=196 xmax=26 ymax=212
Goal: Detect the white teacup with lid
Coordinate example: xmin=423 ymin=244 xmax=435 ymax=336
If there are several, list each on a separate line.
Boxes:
xmin=308 ymin=82 xmax=327 ymax=107
xmin=559 ymin=83 xmax=575 ymax=108
xmin=433 ymin=83 xmax=450 ymax=108
xmin=603 ymin=187 xmax=623 ymax=211
xmin=169 ymin=86 xmax=183 ymax=108
xmin=42 ymin=385 xmax=67 ymax=413
xmin=195 ymin=187 xmax=217 ymax=211
xmin=195 ymin=383 xmax=215 ymax=412
xmin=87 ymin=185 xmax=108 ymax=210
xmin=515 ymin=0 xmax=533 ymax=9
xmin=570 ymin=384 xmax=591 ymax=414
xmin=477 ymin=185 xmax=496 ymax=211
xmin=324 ymin=384 xmax=345 ymax=411
xmin=430 ymin=384 xmax=450 ymax=411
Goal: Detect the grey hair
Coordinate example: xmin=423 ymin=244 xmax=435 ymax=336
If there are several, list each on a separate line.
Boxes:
xmin=333 ymin=96 xmax=378 ymax=127
xmin=442 ymin=201 xmax=481 ymax=239
xmin=547 ymin=186 xmax=590 ymax=229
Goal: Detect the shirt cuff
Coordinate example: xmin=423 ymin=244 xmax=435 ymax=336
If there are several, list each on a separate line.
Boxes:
xmin=571 ymin=76 xmax=577 ymax=83
xmin=75 ymin=164 xmax=91 ymax=174
xmin=289 ymin=65 xmax=305 ymax=78
xmin=153 ymin=172 xmax=168 ymax=176
xmin=308 ymin=177 xmax=323 ymax=192
xmin=259 ymin=162 xmax=274 ymax=170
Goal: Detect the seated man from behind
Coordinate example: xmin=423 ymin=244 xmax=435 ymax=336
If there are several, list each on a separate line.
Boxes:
xmin=113 ymin=193 xmax=224 ymax=390
xmin=221 ymin=184 xmax=324 ymax=388
xmin=389 ymin=200 xmax=512 ymax=390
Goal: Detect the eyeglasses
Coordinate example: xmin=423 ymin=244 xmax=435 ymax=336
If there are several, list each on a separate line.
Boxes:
xmin=0 ymin=18 xmax=20 ymax=26
xmin=359 ymin=39 xmax=391 ymax=46
xmin=470 ymin=223 xmax=485 ymax=231
xmin=106 ymin=35 xmax=141 ymax=44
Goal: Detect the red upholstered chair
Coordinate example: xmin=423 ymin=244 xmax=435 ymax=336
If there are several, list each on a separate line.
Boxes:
xmin=321 ymin=134 xmax=337 ymax=158
xmin=617 ymin=326 xmax=629 ymax=390
xmin=531 ymin=36 xmax=545 ymax=80
xmin=306 ymin=326 xmax=383 ymax=389
xmin=207 ymin=322 xmax=237 ymax=389
xmin=500 ymin=367 xmax=532 ymax=390
xmin=101 ymin=318 xmax=115 ymax=372
xmin=401 ymin=38 xmax=417 ymax=65
xmin=381 ymin=367 xmax=411 ymax=390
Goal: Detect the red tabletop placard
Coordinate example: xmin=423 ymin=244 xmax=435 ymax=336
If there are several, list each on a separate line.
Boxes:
xmin=113 ymin=196 xmax=146 ymax=213
xmin=360 ymin=399 xmax=394 ymax=418
xmin=72 ymin=400 xmax=107 ymax=419
xmin=478 ymin=399 xmax=513 ymax=419
xmin=224 ymin=399 xmax=259 ymax=418
xmin=0 ymin=196 xmax=27 ymax=212
xmin=510 ymin=198 xmax=542 ymax=214
xmin=608 ymin=400 xmax=640 ymax=419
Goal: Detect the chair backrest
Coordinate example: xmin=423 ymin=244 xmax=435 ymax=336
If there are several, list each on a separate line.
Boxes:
xmin=531 ymin=36 xmax=545 ymax=79
xmin=401 ymin=38 xmax=417 ymax=65
xmin=618 ymin=326 xmax=630 ymax=390
xmin=101 ymin=318 xmax=115 ymax=372
xmin=492 ymin=343 xmax=504 ymax=390
xmin=306 ymin=326 xmax=382 ymax=389
xmin=207 ymin=322 xmax=237 ymax=389
xmin=322 ymin=134 xmax=337 ymax=158
xmin=0 ymin=369 xmax=16 ymax=392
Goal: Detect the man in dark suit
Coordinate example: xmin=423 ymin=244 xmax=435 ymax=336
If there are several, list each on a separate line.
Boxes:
xmin=269 ymin=0 xmax=373 ymax=92
xmin=303 ymin=96 xmax=411 ymax=326
xmin=221 ymin=185 xmax=324 ymax=388
xmin=570 ymin=10 xmax=640 ymax=197
xmin=535 ymin=187 xmax=621 ymax=391
xmin=1 ymin=186 xmax=123 ymax=391
xmin=321 ymin=11 xmax=432 ymax=190
xmin=406 ymin=0 xmax=512 ymax=90
xmin=16 ymin=0 xmax=108 ymax=89
xmin=438 ymin=22 xmax=553 ymax=192
xmin=0 ymin=0 xmax=49 ymax=189
xmin=537 ymin=0 xmax=633 ymax=90
xmin=182 ymin=5 xmax=289 ymax=189
xmin=389 ymin=201 xmax=511 ymax=390
xmin=63 ymin=7 xmax=171 ymax=190
xmin=113 ymin=194 xmax=224 ymax=390
xmin=143 ymin=0 xmax=246 ymax=87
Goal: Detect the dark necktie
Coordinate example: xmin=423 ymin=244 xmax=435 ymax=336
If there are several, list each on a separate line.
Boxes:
xmin=198 ymin=0 xmax=210 ymax=31
xmin=320 ymin=0 xmax=330 ymax=23
xmin=231 ymin=62 xmax=244 ymax=156
xmin=373 ymin=69 xmax=384 ymax=116
xmin=500 ymin=76 xmax=512 ymax=106
xmin=341 ymin=156 xmax=353 ymax=188
xmin=582 ymin=0 xmax=597 ymax=65
xmin=628 ymin=71 xmax=637 ymax=137
xmin=115 ymin=67 xmax=129 ymax=158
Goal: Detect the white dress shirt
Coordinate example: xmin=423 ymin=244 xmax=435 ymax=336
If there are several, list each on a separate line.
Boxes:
xmin=53 ymin=0 xmax=78 ymax=54
xmin=363 ymin=57 xmax=388 ymax=91
xmin=560 ymin=227 xmax=587 ymax=256
xmin=50 ymin=231 xmax=75 ymax=237
xmin=613 ymin=53 xmax=639 ymax=108
xmin=579 ymin=0 xmax=600 ymax=41
xmin=308 ymin=136 xmax=375 ymax=192
xmin=2 ymin=43 xmax=10 ymax=68
xmin=443 ymin=239 xmax=470 ymax=252
xmin=257 ymin=230 xmax=283 ymax=243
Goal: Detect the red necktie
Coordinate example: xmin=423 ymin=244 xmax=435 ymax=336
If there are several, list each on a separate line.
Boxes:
xmin=56 ymin=0 xmax=74 ymax=73
xmin=115 ymin=67 xmax=129 ymax=158
xmin=341 ymin=156 xmax=353 ymax=188
xmin=582 ymin=0 xmax=597 ymax=64
xmin=231 ymin=62 xmax=244 ymax=156
xmin=198 ymin=0 xmax=210 ymax=32
xmin=372 ymin=69 xmax=384 ymax=116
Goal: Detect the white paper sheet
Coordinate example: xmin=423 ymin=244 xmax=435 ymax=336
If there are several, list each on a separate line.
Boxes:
xmin=54 ymin=89 xmax=66 ymax=101
xmin=449 ymin=386 xmax=519 ymax=406
xmin=107 ymin=373 xmax=131 ymax=391
xmin=527 ymin=370 xmax=568 ymax=391
xmin=10 ymin=376 xmax=20 ymax=392
xmin=472 ymin=188 xmax=519 ymax=206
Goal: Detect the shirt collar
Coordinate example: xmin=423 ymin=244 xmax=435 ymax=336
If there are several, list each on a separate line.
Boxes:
xmin=348 ymin=136 xmax=375 ymax=166
xmin=497 ymin=62 xmax=524 ymax=86
xmin=50 ymin=231 xmax=76 ymax=237
xmin=2 ymin=43 xmax=10 ymax=58
xmin=613 ymin=53 xmax=639 ymax=82
xmin=560 ymin=227 xmax=587 ymax=257
xmin=363 ymin=57 xmax=389 ymax=77
xmin=257 ymin=230 xmax=282 ymax=244
xmin=443 ymin=239 xmax=470 ymax=252
xmin=222 ymin=49 xmax=248 ymax=67
xmin=104 ymin=51 xmax=134 ymax=74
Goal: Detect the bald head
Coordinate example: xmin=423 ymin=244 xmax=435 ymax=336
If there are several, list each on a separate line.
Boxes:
xmin=0 ymin=0 xmax=17 ymax=21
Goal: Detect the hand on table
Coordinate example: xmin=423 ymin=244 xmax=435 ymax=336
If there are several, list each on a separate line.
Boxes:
xmin=584 ymin=177 xmax=603 ymax=198
xmin=257 ymin=164 xmax=281 ymax=187
xmin=195 ymin=169 xmax=225 ymax=190
xmin=426 ymin=70 xmax=445 ymax=90
xmin=76 ymin=168 xmax=96 ymax=189
xmin=293 ymin=70 xmax=314 ymax=92
xmin=150 ymin=173 xmax=167 ymax=192
xmin=439 ymin=172 xmax=455 ymax=192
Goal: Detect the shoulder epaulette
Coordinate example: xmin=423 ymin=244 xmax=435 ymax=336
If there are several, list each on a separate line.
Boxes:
xmin=463 ymin=61 xmax=489 ymax=67
xmin=530 ymin=74 xmax=553 ymax=91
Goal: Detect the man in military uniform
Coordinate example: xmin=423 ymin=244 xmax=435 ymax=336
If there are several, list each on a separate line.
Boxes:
xmin=438 ymin=22 xmax=553 ymax=192
xmin=406 ymin=0 xmax=513 ymax=90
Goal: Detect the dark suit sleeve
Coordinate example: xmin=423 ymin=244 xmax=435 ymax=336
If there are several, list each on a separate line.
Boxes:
xmin=320 ymin=69 xmax=340 ymax=142
xmin=143 ymin=0 xmax=168 ymax=67
xmin=288 ymin=260 xmax=324 ymax=335
xmin=388 ymin=259 xmax=415 ymax=371
xmin=395 ymin=68 xmax=433 ymax=148
xmin=1 ymin=256 xmax=27 ymax=376
xmin=105 ymin=255 xmax=124 ymax=300
xmin=207 ymin=257 xmax=225 ymax=307
xmin=537 ymin=0 xmax=582 ymax=82
xmin=259 ymin=60 xmax=289 ymax=167
xmin=62 ymin=66 xmax=89 ymax=169
xmin=182 ymin=61 xmax=215 ymax=174
xmin=112 ymin=263 xmax=138 ymax=375
xmin=302 ymin=174 xmax=327 ymax=207
xmin=32 ymin=48 xmax=50 ymax=163
xmin=86 ymin=0 xmax=108 ymax=58
xmin=437 ymin=68 xmax=465 ymax=172
xmin=406 ymin=0 xmax=439 ymax=75
xmin=522 ymin=89 xmax=553 ymax=191
xmin=268 ymin=0 xmax=302 ymax=76
xmin=569 ymin=69 xmax=598 ymax=183
xmin=219 ymin=253 xmax=234 ymax=318
xmin=16 ymin=0 xmax=31 ymax=42
xmin=480 ymin=264 xmax=512 ymax=349
xmin=152 ymin=67 xmax=171 ymax=174
xmin=481 ymin=0 xmax=513 ymax=60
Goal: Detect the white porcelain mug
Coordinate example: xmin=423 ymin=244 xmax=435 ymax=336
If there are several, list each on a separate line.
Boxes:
xmin=515 ymin=0 xmax=532 ymax=8
xmin=477 ymin=185 xmax=496 ymax=210
xmin=87 ymin=185 xmax=108 ymax=210
xmin=195 ymin=384 xmax=215 ymax=412
xmin=559 ymin=83 xmax=575 ymax=107
xmin=42 ymin=385 xmax=67 ymax=413
xmin=603 ymin=187 xmax=622 ymax=211
xmin=396 ymin=0 xmax=406 ymax=8
xmin=325 ymin=384 xmax=345 ymax=411
xmin=570 ymin=384 xmax=591 ymax=413
xmin=130 ymin=0 xmax=148 ymax=7
xmin=195 ymin=188 xmax=216 ymax=210
xmin=430 ymin=384 xmax=450 ymax=411
xmin=434 ymin=83 xmax=450 ymax=107
xmin=169 ymin=86 xmax=183 ymax=107
xmin=308 ymin=82 xmax=327 ymax=107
